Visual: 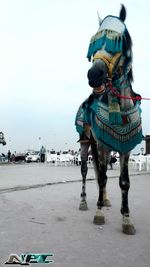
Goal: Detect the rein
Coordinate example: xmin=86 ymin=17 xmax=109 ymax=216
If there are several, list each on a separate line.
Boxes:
xmin=108 ymin=82 xmax=150 ymax=101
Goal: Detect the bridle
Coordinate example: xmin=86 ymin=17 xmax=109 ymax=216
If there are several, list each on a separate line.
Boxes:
xmin=93 ymin=52 xmax=150 ymax=101
xmin=93 ymin=52 xmax=122 ymax=79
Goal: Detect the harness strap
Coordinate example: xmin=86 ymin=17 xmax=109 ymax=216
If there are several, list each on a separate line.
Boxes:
xmin=93 ymin=52 xmax=122 ymax=78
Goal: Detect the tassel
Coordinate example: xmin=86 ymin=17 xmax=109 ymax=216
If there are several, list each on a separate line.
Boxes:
xmin=109 ymin=99 xmax=122 ymax=125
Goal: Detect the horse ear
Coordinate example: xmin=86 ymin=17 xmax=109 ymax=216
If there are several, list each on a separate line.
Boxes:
xmin=97 ymin=11 xmax=102 ymax=25
xmin=119 ymin=4 xmax=126 ymax=22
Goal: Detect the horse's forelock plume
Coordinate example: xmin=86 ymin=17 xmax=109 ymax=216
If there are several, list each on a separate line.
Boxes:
xmin=119 ymin=4 xmax=126 ymax=22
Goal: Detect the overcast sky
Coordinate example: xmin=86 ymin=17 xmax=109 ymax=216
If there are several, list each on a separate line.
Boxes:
xmin=0 ymin=0 xmax=149 ymax=153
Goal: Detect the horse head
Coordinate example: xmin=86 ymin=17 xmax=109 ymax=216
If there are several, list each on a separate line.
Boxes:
xmin=87 ymin=5 xmax=133 ymax=90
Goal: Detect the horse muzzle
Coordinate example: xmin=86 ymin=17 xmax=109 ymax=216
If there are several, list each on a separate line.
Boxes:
xmin=87 ymin=61 xmax=107 ymax=88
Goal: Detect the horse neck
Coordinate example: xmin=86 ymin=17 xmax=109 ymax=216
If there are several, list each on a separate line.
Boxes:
xmin=113 ymin=76 xmax=134 ymax=110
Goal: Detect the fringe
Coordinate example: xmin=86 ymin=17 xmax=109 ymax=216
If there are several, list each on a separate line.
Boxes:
xmin=87 ymin=30 xmax=123 ymax=60
xmin=92 ymin=112 xmax=143 ymax=153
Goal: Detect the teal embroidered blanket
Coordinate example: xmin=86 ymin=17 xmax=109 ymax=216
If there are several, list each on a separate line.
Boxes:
xmin=75 ymin=98 xmax=143 ymax=153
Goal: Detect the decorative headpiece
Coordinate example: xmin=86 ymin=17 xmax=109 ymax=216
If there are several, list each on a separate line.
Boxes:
xmin=87 ymin=15 xmax=127 ymax=61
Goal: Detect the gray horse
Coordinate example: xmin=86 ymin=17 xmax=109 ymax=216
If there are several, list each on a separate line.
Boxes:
xmin=75 ymin=5 xmax=143 ymax=235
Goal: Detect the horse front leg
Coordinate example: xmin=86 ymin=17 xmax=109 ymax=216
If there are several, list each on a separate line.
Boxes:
xmin=119 ymin=152 xmax=136 ymax=235
xmin=92 ymin=144 xmax=109 ymax=225
xmin=79 ymin=142 xmax=90 ymax=210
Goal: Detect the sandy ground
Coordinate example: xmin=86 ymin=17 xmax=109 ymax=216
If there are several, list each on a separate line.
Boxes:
xmin=0 ymin=163 xmax=150 ymax=267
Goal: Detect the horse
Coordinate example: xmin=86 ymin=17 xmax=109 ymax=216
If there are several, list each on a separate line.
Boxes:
xmin=75 ymin=5 xmax=143 ymax=235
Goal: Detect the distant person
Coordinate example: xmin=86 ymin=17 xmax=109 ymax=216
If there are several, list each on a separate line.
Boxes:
xmin=7 ymin=150 xmax=11 ymax=162
xmin=40 ymin=146 xmax=46 ymax=163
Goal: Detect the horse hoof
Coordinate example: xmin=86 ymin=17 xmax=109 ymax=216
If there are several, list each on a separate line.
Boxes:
xmin=93 ymin=210 xmax=105 ymax=225
xmin=122 ymin=216 xmax=136 ymax=235
xmin=79 ymin=201 xmax=88 ymax=211
xmin=103 ymin=199 xmax=111 ymax=207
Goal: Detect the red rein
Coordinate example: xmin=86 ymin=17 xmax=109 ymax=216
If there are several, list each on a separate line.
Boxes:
xmin=108 ymin=83 xmax=150 ymax=101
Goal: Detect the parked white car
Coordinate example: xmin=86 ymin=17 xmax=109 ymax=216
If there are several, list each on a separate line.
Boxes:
xmin=25 ymin=151 xmax=40 ymax=163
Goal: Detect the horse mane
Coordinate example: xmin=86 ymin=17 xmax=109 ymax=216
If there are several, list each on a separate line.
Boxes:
xmin=123 ymin=27 xmax=133 ymax=82
xmin=120 ymin=5 xmax=133 ymax=82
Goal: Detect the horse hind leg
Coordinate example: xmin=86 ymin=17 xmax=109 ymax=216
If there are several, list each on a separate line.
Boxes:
xmin=92 ymin=144 xmax=109 ymax=225
xmin=103 ymin=152 xmax=112 ymax=207
xmin=119 ymin=153 xmax=136 ymax=235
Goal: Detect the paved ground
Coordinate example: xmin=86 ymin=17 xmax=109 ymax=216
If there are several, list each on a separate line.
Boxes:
xmin=0 ymin=163 xmax=150 ymax=267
